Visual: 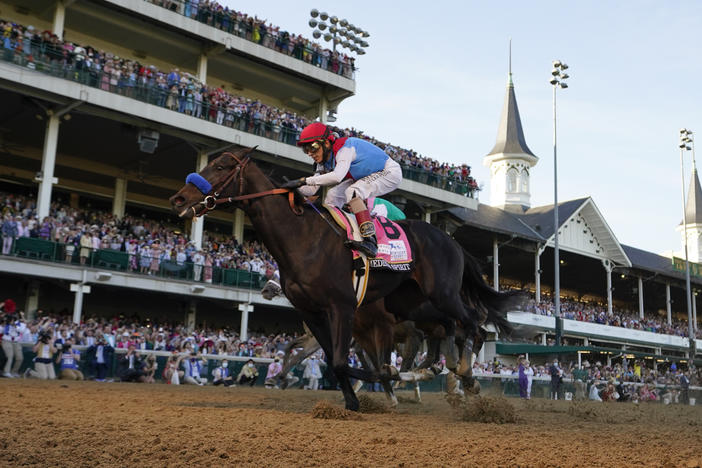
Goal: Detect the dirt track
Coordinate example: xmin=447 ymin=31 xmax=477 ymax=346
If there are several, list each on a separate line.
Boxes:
xmin=1 ymin=380 xmax=701 ymax=467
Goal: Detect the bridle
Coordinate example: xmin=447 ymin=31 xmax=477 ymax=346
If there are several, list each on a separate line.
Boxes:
xmin=191 ymin=152 xmax=302 ymax=217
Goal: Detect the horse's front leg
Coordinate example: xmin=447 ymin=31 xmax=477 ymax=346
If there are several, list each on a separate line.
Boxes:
xmin=278 ymin=331 xmax=320 ymax=389
xmin=327 ymin=304 xmax=360 ymax=411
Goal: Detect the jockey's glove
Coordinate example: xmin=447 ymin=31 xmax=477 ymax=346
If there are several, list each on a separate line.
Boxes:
xmin=280 ymin=177 xmax=307 ymax=189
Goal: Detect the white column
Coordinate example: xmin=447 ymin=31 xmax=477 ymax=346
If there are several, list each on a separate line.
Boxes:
xmin=197 ymin=53 xmax=208 ymax=83
xmin=70 ymin=271 xmax=90 ymax=325
xmin=541 ymin=333 xmax=547 ymax=346
xmin=233 ymin=209 xmax=245 ymax=243
xmin=666 ymin=283 xmax=672 ymax=326
xmin=112 ymin=178 xmax=127 ymax=218
xmin=493 ymin=239 xmax=499 ymax=291
xmin=602 ymin=260 xmax=613 ymax=315
xmin=190 ymin=218 xmax=204 ymax=250
xmin=535 ymin=248 xmax=542 ymax=303
xmin=583 ymin=337 xmax=589 ymax=346
xmin=186 ymin=301 xmax=196 ymax=331
xmin=53 ymin=1 xmax=66 ymax=40
xmin=238 ymin=303 xmax=253 ymax=341
xmin=190 ymin=152 xmax=209 ymax=249
xmin=25 ymin=281 xmax=40 ymax=320
xmin=319 ymin=94 xmax=328 ymax=123
xmin=638 ymin=277 xmax=644 ymax=319
xmin=577 ymin=352 xmax=581 ymax=368
xmin=423 ymin=209 xmax=431 ymax=224
xmin=36 ymin=115 xmax=60 ymax=221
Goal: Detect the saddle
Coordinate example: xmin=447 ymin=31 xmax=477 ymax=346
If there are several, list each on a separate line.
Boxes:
xmin=321 ymin=204 xmax=413 ymax=308
xmin=324 ymin=204 xmax=413 ymax=271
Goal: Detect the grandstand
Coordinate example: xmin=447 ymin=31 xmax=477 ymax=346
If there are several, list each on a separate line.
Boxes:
xmin=0 ymin=0 xmax=700 ymax=378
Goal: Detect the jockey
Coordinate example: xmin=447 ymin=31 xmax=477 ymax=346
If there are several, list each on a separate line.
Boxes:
xmin=281 ymin=122 xmax=403 ymax=257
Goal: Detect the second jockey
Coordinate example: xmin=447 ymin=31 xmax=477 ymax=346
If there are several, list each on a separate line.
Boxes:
xmin=281 ymin=122 xmax=403 ymax=258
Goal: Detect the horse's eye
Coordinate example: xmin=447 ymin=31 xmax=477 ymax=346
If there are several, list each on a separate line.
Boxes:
xmin=216 ymin=166 xmax=224 ymax=171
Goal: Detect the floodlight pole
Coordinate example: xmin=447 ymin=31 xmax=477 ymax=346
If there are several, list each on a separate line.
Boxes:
xmin=550 ymin=61 xmax=568 ymax=346
xmin=679 ymin=130 xmax=696 ymax=357
xmin=552 ymin=82 xmax=562 ymax=346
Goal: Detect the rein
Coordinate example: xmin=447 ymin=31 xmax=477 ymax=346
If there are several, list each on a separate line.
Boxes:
xmin=192 ymin=152 xmax=302 ymax=217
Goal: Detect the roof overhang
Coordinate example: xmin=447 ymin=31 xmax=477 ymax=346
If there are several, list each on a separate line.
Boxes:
xmin=546 ymin=198 xmax=631 ymax=267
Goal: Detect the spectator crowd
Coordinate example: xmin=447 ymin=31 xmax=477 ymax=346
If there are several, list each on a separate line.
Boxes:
xmin=1 ymin=190 xmax=278 ymax=283
xmin=525 ymin=297 xmax=702 ymax=339
xmin=1 ymin=17 xmax=479 ymax=198
xmin=474 ymin=355 xmax=699 ymax=404
xmin=0 ymin=301 xmax=303 ymax=384
xmin=1 ymin=297 xmax=699 ymax=406
xmin=146 ymin=0 xmax=356 ymax=78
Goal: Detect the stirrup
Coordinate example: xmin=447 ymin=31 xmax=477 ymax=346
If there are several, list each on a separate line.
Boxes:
xmin=344 ymin=237 xmax=377 ymax=258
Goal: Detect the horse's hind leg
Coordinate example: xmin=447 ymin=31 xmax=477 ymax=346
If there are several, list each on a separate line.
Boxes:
xmin=455 ymin=328 xmax=485 ymax=395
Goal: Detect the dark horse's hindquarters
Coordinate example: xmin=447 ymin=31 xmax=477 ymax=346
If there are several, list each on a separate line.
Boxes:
xmin=169 ymin=148 xmax=522 ymax=410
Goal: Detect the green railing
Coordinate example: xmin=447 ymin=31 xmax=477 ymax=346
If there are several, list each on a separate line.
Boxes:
xmin=400 ymin=164 xmax=478 ymax=198
xmin=10 ymin=237 xmax=267 ymax=289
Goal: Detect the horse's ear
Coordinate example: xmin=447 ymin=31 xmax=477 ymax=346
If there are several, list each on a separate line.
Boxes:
xmin=244 ymin=146 xmax=258 ymax=157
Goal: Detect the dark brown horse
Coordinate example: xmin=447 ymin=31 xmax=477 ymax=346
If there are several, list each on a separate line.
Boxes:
xmin=169 ymin=148 xmax=520 ymax=410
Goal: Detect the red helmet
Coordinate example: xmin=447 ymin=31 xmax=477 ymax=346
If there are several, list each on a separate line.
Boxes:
xmin=297 ymin=122 xmax=333 ymax=146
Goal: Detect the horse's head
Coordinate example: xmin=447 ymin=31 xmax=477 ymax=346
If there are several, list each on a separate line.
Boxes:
xmin=169 ymin=147 xmax=256 ymax=218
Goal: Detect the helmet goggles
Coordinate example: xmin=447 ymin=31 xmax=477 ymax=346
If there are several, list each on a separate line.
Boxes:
xmin=301 ymin=140 xmax=323 ymax=155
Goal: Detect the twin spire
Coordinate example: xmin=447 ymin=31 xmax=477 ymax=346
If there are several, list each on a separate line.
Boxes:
xmin=486 ymin=39 xmax=535 ymax=159
xmin=483 ymin=40 xmax=538 ymax=210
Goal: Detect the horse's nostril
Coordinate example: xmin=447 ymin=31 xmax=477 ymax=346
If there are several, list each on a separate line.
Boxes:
xmin=174 ymin=196 xmax=185 ymax=206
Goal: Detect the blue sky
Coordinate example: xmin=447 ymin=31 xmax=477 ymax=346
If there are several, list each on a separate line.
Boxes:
xmin=224 ymin=1 xmax=702 ymax=256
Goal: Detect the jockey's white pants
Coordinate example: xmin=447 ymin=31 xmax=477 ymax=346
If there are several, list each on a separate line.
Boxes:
xmin=324 ymin=158 xmax=402 ymax=208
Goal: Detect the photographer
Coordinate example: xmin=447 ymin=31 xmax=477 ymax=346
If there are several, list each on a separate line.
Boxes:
xmin=86 ymin=335 xmax=114 ymax=381
xmin=117 ymin=344 xmax=145 ymax=383
xmin=182 ymin=350 xmax=208 ymax=385
xmin=56 ymin=338 xmax=84 ymax=380
xmin=2 ymin=304 xmax=26 ymax=378
xmin=26 ymin=328 xmax=57 ymax=379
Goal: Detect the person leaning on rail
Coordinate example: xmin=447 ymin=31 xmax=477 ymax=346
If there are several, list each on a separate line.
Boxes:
xmin=280 ymin=122 xmax=403 ymax=258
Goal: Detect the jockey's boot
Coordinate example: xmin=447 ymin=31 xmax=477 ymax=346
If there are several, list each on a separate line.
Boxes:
xmin=344 ymin=197 xmax=378 ymax=258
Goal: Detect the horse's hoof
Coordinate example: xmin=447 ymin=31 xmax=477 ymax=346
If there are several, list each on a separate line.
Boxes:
xmin=430 ymin=364 xmax=443 ymax=375
xmin=382 ymin=364 xmax=400 ymax=378
xmin=466 ymin=379 xmax=480 ymax=395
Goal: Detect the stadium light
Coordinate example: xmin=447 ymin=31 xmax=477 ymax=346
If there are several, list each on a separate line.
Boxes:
xmin=678 ymin=128 xmax=697 ymax=354
xmin=550 ymin=59 xmax=569 ymax=346
xmin=309 ymin=9 xmax=370 ymax=55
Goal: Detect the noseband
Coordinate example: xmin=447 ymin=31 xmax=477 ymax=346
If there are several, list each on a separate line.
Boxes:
xmin=186 ymin=152 xmax=301 ymax=217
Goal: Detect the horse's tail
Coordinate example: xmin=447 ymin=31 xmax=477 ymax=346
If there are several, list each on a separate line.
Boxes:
xmin=460 ymin=247 xmax=525 ymax=336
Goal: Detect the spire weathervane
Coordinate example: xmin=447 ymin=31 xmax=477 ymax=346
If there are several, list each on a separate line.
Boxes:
xmin=508 ymin=37 xmax=513 ymax=86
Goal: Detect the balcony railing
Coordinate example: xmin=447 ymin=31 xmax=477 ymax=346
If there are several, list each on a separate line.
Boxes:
xmin=10 ymin=237 xmax=267 ymax=290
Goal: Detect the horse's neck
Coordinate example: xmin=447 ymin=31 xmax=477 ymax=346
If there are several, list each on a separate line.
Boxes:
xmin=238 ymin=166 xmax=312 ymax=269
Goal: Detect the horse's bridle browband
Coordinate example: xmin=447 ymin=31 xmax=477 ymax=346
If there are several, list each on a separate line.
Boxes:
xmin=192 ymin=152 xmax=302 ymax=217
